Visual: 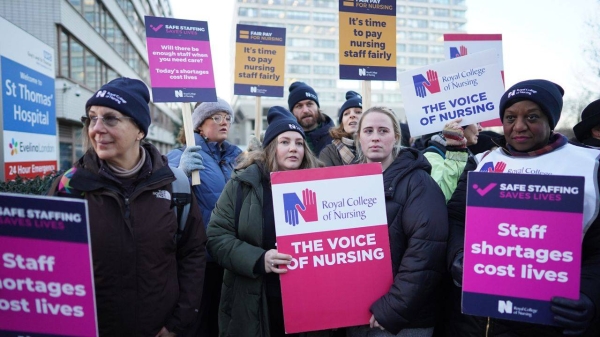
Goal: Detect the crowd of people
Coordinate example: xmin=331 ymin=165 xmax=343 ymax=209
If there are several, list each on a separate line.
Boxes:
xmin=45 ymin=77 xmax=600 ymax=337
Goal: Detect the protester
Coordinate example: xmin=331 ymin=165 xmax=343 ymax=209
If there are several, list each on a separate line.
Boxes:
xmin=573 ymin=98 xmax=600 ymax=148
xmin=347 ymin=106 xmax=448 ymax=337
xmin=207 ymin=106 xmax=331 ymax=337
xmin=400 ymin=122 xmax=412 ymax=147
xmin=166 ymin=98 xmax=242 ymax=337
xmin=319 ymin=90 xmax=362 ymax=166
xmin=48 ymin=77 xmax=207 ymax=337
xmin=422 ymin=118 xmax=482 ymax=202
xmin=445 ymin=79 xmax=600 ymax=336
xmin=467 ymin=130 xmax=502 ymax=155
xmin=288 ymin=81 xmax=335 ymax=156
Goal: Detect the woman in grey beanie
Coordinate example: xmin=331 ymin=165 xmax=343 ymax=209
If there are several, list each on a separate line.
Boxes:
xmin=166 ymin=98 xmax=242 ymax=337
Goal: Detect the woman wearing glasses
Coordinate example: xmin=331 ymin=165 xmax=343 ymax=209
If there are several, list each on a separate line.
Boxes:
xmin=166 ymin=98 xmax=242 ymax=337
xmin=49 ymin=77 xmax=207 ymax=337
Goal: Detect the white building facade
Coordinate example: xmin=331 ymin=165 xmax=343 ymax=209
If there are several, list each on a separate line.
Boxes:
xmin=231 ymin=0 xmax=467 ymax=145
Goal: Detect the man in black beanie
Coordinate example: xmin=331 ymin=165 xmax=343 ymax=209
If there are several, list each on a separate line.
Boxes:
xmin=287 ymin=81 xmax=334 ymax=156
xmin=573 ymin=99 xmax=600 ymax=148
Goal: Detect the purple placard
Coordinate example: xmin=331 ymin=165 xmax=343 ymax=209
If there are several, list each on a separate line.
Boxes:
xmin=463 ymin=173 xmax=584 ymax=325
xmin=145 ymin=16 xmax=216 ymax=102
xmin=0 ymin=193 xmax=97 ymax=336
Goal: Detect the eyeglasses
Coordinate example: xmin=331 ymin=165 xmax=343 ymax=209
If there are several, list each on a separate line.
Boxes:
xmin=211 ymin=115 xmax=233 ymax=124
xmin=81 ymin=115 xmax=134 ymax=127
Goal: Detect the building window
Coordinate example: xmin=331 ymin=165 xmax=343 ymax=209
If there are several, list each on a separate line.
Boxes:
xmin=286 ymin=11 xmax=309 ymax=20
xmin=58 ymin=28 xmax=120 ymax=91
xmin=68 ymin=0 xmax=150 ymax=83
xmin=59 ymin=125 xmax=84 ymax=171
xmin=262 ymin=9 xmax=285 ymax=18
xmin=432 ymin=0 xmax=450 ymax=4
xmin=432 ymin=8 xmax=450 ymax=17
xmin=287 ymin=51 xmax=311 ymax=61
xmin=239 ymin=7 xmax=259 ymax=17
xmin=406 ymin=19 xmax=428 ymax=28
xmin=408 ymin=6 xmax=428 ymax=15
xmin=408 ymin=32 xmax=428 ymax=40
xmin=430 ymin=45 xmax=445 ymax=54
xmin=313 ymin=79 xmax=336 ymax=88
xmin=430 ymin=20 xmax=450 ymax=29
xmin=408 ymin=44 xmax=428 ymax=53
xmin=288 ymin=65 xmax=311 ymax=74
xmin=313 ymin=12 xmax=336 ymax=22
xmin=312 ymin=52 xmax=336 ymax=62
xmin=409 ymin=57 xmax=428 ymax=65
xmin=429 ymin=33 xmax=443 ymax=41
xmin=289 ymin=38 xmax=311 ymax=47
xmin=116 ymin=0 xmax=146 ymax=40
xmin=313 ymin=65 xmax=335 ymax=75
xmin=452 ymin=10 xmax=466 ymax=18
xmin=314 ymin=0 xmax=337 ymax=8
xmin=314 ymin=26 xmax=337 ymax=35
xmin=314 ymin=39 xmax=335 ymax=48
xmin=287 ymin=24 xmax=311 ymax=34
xmin=397 ymin=44 xmax=406 ymax=52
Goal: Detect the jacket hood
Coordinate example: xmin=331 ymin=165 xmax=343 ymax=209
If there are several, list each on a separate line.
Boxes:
xmin=231 ymin=163 xmax=264 ymax=190
xmin=383 ymin=147 xmax=432 ymax=198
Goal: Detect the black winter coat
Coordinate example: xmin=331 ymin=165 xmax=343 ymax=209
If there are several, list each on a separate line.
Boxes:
xmin=370 ymin=148 xmax=449 ymax=334
xmin=49 ymin=144 xmax=207 ymax=336
xmin=305 ymin=114 xmax=335 ymax=156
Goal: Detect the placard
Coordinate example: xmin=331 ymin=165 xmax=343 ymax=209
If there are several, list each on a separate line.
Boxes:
xmin=272 ymin=164 xmax=392 ymax=333
xmin=234 ymin=24 xmax=286 ymax=97
xmin=0 ymin=193 xmax=97 ymax=336
xmin=463 ymin=172 xmax=583 ymax=325
xmin=339 ymin=0 xmax=396 ymax=81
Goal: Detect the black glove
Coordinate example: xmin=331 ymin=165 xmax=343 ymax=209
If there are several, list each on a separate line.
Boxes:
xmin=551 ymin=293 xmax=595 ymax=336
xmin=451 ymin=251 xmax=464 ymax=287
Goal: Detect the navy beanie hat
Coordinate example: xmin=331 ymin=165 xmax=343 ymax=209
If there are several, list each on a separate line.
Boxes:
xmin=573 ymin=99 xmax=600 ymax=142
xmin=499 ymin=79 xmax=564 ymax=130
xmin=287 ymin=81 xmax=319 ymax=111
xmin=263 ymin=106 xmax=305 ymax=148
xmin=86 ymin=77 xmax=151 ymax=137
xmin=338 ymin=91 xmax=362 ymax=124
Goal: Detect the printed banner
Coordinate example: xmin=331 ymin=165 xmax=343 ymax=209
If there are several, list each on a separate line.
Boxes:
xmin=234 ymin=24 xmax=286 ymax=97
xmin=444 ymin=34 xmax=504 ymax=127
xmin=0 ymin=16 xmax=57 ymax=181
xmin=145 ymin=16 xmax=217 ymax=102
xmin=339 ymin=0 xmax=396 ymax=81
xmin=398 ymin=49 xmax=504 ymax=137
xmin=0 ymin=193 xmax=97 ymax=336
xmin=271 ymin=164 xmax=392 ymax=333
xmin=463 ymin=172 xmax=583 ymax=325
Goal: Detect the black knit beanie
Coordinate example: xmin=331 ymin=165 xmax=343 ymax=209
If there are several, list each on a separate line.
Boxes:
xmin=499 ymin=79 xmax=564 ymax=130
xmin=263 ymin=106 xmax=305 ymax=148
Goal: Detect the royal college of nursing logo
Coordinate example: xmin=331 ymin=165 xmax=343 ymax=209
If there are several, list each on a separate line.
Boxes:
xmin=412 ymin=70 xmax=441 ymax=98
xmin=282 ymin=189 xmax=319 ymax=226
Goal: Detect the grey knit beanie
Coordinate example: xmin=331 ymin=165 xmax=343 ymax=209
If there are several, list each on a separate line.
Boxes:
xmin=192 ymin=98 xmax=234 ymax=129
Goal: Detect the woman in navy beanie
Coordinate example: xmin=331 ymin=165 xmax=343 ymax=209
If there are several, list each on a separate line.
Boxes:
xmin=48 ymin=77 xmax=207 ymax=337
xmin=319 ymin=90 xmax=363 ymax=166
xmin=443 ymin=79 xmax=600 ymax=336
xmin=207 ymin=106 xmax=333 ymax=337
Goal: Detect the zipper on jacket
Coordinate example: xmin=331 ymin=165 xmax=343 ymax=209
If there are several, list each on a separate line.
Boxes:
xmin=485 ymin=317 xmax=490 ymax=337
xmin=124 ymin=197 xmax=131 ymax=219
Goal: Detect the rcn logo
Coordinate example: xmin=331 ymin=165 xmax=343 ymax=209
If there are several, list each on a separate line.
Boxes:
xmin=250 ymin=86 xmax=258 ymax=93
xmin=359 ymin=68 xmax=366 ymax=76
xmin=498 ymin=300 xmax=513 ymax=314
xmin=412 ymin=70 xmax=441 ymax=98
xmin=96 ymin=90 xmax=107 ymax=98
xmin=305 ymin=92 xmax=318 ymax=101
xmin=9 ymin=138 xmax=18 ymax=156
xmin=174 ymin=90 xmax=183 ymax=98
xmin=282 ymin=189 xmax=318 ymax=226
xmin=450 ymin=45 xmax=468 ymax=59
xmin=479 ymin=161 xmax=507 ymax=173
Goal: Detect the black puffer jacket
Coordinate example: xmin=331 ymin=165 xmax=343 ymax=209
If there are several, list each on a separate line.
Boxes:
xmin=370 ymin=148 xmax=449 ymax=334
xmin=305 ymin=114 xmax=335 ymax=156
